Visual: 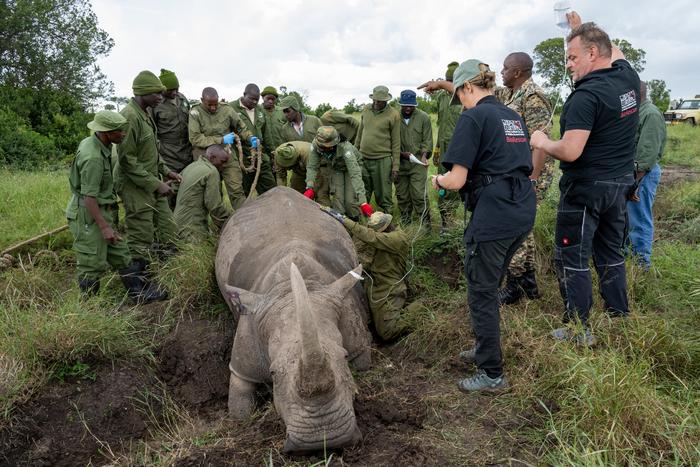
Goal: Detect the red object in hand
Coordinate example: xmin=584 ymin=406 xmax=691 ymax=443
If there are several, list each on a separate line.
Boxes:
xmin=360 ymin=203 xmax=374 ymax=217
xmin=303 ymin=188 xmax=315 ymax=199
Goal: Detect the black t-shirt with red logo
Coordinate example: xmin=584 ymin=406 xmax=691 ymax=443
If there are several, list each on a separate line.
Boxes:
xmin=443 ymin=95 xmax=536 ymax=242
xmin=559 ymin=59 xmax=640 ymax=181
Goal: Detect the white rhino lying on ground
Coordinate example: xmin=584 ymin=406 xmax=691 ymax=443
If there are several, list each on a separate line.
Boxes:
xmin=215 ymin=187 xmax=372 ymax=454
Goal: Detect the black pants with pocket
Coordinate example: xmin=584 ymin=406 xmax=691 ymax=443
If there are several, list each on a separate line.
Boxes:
xmin=554 ymin=174 xmax=634 ymax=325
xmin=465 ymin=232 xmax=529 ymax=378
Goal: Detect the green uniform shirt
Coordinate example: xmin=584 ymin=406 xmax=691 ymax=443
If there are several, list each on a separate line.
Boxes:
xmin=355 ymin=104 xmax=401 ymax=171
xmin=152 ymin=92 xmax=192 ymax=172
xmin=280 ymin=113 xmax=323 ymax=143
xmin=231 ymin=99 xmax=270 ymax=157
xmin=275 ymin=141 xmax=311 ymax=179
xmin=321 ymin=110 xmax=360 ymax=144
xmin=343 ymin=219 xmax=409 ymax=299
xmin=174 ymin=158 xmax=232 ymax=239
xmin=635 ymin=100 xmax=666 ymax=171
xmin=66 ymin=134 xmax=118 ymax=219
xmin=435 ymin=90 xmax=462 ymax=153
xmin=495 ymin=77 xmax=552 ymax=136
xmin=188 ymin=102 xmax=253 ymax=158
xmin=115 ymin=98 xmax=171 ymax=193
xmin=263 ymin=106 xmax=286 ymax=153
xmin=307 ymin=141 xmax=367 ymax=205
xmin=400 ymin=108 xmax=433 ymax=156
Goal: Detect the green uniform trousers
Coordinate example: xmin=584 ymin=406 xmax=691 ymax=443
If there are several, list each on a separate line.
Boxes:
xmin=361 ymin=156 xmax=393 ymax=214
xmin=330 ymin=170 xmax=362 ymax=219
xmin=69 ymin=205 xmax=131 ymax=280
xmin=365 ymin=285 xmax=425 ymax=341
xmin=119 ymin=185 xmax=177 ymax=261
xmin=396 ymin=158 xmax=430 ymax=224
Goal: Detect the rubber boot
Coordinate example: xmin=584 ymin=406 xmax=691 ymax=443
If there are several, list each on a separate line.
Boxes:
xmin=78 ymin=278 xmax=100 ymax=296
xmin=519 ymin=269 xmax=540 ymax=300
xmin=497 ymin=274 xmax=523 ymax=306
xmin=118 ymin=261 xmax=168 ymax=304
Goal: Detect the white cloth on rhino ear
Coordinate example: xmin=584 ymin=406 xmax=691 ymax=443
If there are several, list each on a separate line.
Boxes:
xmin=328 ymin=264 xmax=363 ymax=299
xmin=349 ymin=270 xmax=363 ymax=280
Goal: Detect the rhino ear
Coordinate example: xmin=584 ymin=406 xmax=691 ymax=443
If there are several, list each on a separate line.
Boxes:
xmin=328 ymin=264 xmax=363 ymax=299
xmin=224 ymin=285 xmax=261 ymax=315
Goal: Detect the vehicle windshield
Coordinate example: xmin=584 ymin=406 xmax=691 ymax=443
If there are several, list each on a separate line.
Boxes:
xmin=678 ymin=100 xmax=700 ymax=110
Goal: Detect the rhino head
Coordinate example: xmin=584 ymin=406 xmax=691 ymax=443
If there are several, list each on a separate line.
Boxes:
xmin=225 ymin=262 xmax=364 ymax=454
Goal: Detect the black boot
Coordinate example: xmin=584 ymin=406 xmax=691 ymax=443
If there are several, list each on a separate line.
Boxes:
xmin=519 ymin=269 xmax=540 ymax=300
xmin=78 ymin=278 xmax=100 ymax=296
xmin=118 ymin=261 xmax=168 ymax=304
xmin=497 ymin=274 xmax=523 ymax=306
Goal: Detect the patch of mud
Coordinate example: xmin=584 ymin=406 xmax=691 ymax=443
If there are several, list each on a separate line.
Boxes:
xmin=0 ymin=363 xmax=157 ymax=467
xmin=158 ymin=313 xmax=234 ymax=415
xmin=420 ymin=240 xmax=464 ymax=289
xmin=661 ymin=165 xmax=699 ymax=185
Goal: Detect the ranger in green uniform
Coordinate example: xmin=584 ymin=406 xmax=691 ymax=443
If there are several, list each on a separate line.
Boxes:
xmin=494 ymin=52 xmax=553 ymax=305
xmin=174 ymin=144 xmax=232 ymax=241
xmin=230 ymin=83 xmax=277 ymax=196
xmin=114 ymin=70 xmax=181 ymax=265
xmin=323 ymin=209 xmax=423 ymax=341
xmin=188 ymin=87 xmax=257 ymax=210
xmin=304 ymin=126 xmax=371 ymax=219
xmin=419 ymin=62 xmax=462 ymax=233
xmin=152 ymin=69 xmax=192 ymax=173
xmin=397 ymin=90 xmax=433 ymax=226
xmin=261 ymin=85 xmax=286 ymax=181
xmin=67 ymin=110 xmax=166 ymax=302
xmin=356 ymin=85 xmax=401 ymax=214
xmin=320 ymin=110 xmax=359 ymax=144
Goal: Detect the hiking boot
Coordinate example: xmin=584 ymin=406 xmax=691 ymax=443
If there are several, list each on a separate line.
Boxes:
xmin=497 ymin=276 xmax=523 ymax=306
xmin=118 ymin=262 xmax=168 ymax=304
xmin=551 ymin=327 xmax=597 ymax=347
xmin=519 ymin=269 xmax=540 ymax=300
xmin=458 ymin=348 xmax=476 ymax=364
xmin=457 ymin=370 xmax=508 ymax=393
xmin=78 ymin=278 xmax=100 ymax=296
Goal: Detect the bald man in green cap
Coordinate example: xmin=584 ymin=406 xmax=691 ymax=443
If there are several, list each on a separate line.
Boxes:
xmin=68 ymin=110 xmax=166 ymax=302
xmin=356 ymin=85 xmax=401 ymax=214
xmin=114 ymin=70 xmax=181 ymax=272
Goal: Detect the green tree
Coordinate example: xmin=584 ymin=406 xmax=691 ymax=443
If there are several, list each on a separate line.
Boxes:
xmin=343 ymin=98 xmax=363 ymax=114
xmin=313 ymin=102 xmax=333 ymax=118
xmin=647 ymin=79 xmax=671 ymax=111
xmin=612 ymin=39 xmax=646 ymax=73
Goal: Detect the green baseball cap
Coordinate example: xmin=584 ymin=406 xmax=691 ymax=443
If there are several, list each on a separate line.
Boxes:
xmin=450 ymin=59 xmax=486 ymax=105
xmin=314 ymin=126 xmax=340 ymax=149
xmin=87 ymin=110 xmax=128 ymax=132
xmin=369 ymin=85 xmax=391 ymax=101
xmin=274 ymin=143 xmax=299 ymax=168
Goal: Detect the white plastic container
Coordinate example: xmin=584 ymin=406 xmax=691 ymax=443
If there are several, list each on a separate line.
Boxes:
xmin=553 ymin=0 xmax=572 ymax=31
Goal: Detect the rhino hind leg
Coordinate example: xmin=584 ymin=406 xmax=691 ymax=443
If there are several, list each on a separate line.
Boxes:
xmin=228 ymin=373 xmax=256 ymax=419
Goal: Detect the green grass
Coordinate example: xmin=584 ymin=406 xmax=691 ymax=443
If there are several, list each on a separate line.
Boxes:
xmin=664 ymin=125 xmax=700 ymax=169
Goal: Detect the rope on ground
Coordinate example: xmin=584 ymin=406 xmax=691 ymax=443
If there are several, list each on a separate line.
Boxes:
xmin=1 ymin=224 xmax=69 ymax=257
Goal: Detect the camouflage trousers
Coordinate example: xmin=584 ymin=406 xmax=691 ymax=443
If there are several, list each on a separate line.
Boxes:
xmin=507 ymin=158 xmax=555 ymax=278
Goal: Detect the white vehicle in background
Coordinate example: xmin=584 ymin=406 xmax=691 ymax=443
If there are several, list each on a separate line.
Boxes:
xmin=664 ymin=96 xmax=700 ymax=125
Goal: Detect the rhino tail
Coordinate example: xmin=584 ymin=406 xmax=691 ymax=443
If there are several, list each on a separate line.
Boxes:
xmin=289 ymin=262 xmax=335 ymax=398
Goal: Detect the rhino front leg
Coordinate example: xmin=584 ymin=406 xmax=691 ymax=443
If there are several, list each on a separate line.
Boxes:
xmin=228 ymin=372 xmax=256 ymax=419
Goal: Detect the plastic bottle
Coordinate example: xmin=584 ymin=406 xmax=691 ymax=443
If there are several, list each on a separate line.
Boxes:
xmin=553 ymin=0 xmax=572 ymax=31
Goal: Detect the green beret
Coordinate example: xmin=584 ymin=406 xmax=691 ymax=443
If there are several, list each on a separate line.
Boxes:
xmin=275 ymin=143 xmax=299 ymax=168
xmin=261 ymin=86 xmax=278 ymax=97
xmin=132 ymin=70 xmax=165 ymax=96
xmin=279 ymin=95 xmax=299 ymax=111
xmin=159 ymin=68 xmax=179 ymax=90
xmin=445 ymin=61 xmax=459 ymax=81
xmin=87 ymin=110 xmax=128 ymax=132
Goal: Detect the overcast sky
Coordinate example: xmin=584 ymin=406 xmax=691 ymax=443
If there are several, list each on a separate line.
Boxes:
xmin=93 ymin=0 xmax=698 ymax=108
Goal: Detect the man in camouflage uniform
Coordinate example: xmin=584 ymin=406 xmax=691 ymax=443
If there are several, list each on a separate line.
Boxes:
xmin=174 ymin=144 xmax=232 ymax=241
xmin=304 ymin=126 xmax=371 ymax=220
xmin=320 ymin=110 xmax=359 ymax=145
xmin=188 ymin=87 xmax=258 ymax=210
xmin=152 ymin=69 xmax=192 ymax=210
xmin=115 ymin=70 xmax=180 ymax=267
xmin=272 ymin=141 xmax=329 ymax=202
xmin=494 ymin=52 xmax=554 ymax=305
xmin=323 ymin=209 xmax=424 ymax=342
xmin=230 ymin=83 xmax=277 ymax=197
xmin=66 ymin=110 xmax=166 ymax=303
xmin=356 ymin=85 xmax=401 ymax=214
xmin=419 ymin=62 xmax=462 ymax=234
xmin=397 ymin=90 xmax=433 ymax=227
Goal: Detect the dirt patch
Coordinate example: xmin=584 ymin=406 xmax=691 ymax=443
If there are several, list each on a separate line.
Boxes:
xmin=661 ymin=165 xmax=699 ymax=185
xmin=0 ymin=363 xmax=157 ymax=467
xmin=420 ymin=240 xmax=464 ymax=289
xmin=158 ymin=313 xmax=234 ymax=416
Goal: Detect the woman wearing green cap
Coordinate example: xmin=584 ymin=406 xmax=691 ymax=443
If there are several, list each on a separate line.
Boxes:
xmin=429 ymin=60 xmax=536 ymax=392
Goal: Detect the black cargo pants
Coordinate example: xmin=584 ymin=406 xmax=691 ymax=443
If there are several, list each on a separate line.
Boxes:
xmin=465 ymin=232 xmax=529 ymax=378
xmin=554 ymin=174 xmax=634 ymax=325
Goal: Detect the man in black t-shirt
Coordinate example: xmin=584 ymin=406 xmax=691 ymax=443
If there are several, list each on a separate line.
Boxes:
xmin=531 ymin=12 xmax=639 ymax=345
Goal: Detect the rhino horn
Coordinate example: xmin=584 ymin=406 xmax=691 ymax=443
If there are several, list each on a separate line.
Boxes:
xmin=290 ymin=262 xmax=335 ymax=398
xmin=327 ymin=264 xmax=363 ymax=299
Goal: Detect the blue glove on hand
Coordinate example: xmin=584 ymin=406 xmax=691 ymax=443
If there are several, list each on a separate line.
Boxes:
xmin=321 ymin=207 xmax=345 ymax=224
xmin=249 ymin=136 xmax=259 ymax=149
xmin=223 ymin=133 xmax=236 ymax=145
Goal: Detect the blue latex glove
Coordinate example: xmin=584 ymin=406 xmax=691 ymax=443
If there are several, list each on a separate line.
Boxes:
xmin=249 ymin=136 xmax=259 ymax=149
xmin=223 ymin=133 xmax=236 ymax=145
